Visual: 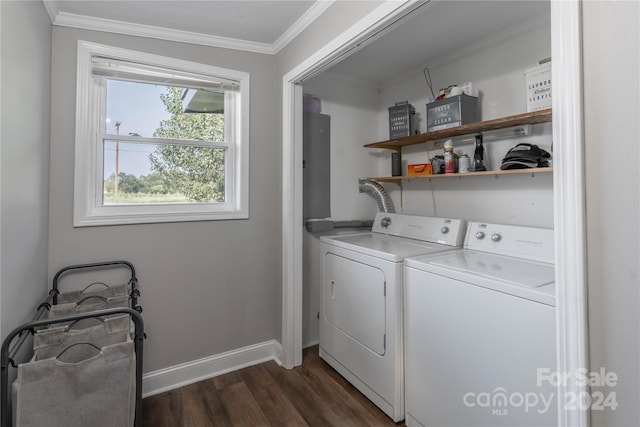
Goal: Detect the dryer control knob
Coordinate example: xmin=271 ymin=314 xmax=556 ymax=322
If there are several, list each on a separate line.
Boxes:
xmin=441 ymin=226 xmax=449 ymax=234
xmin=491 ymin=233 xmax=502 ymax=242
xmin=475 ymin=231 xmax=485 ymax=239
xmin=381 ymin=217 xmax=392 ymax=228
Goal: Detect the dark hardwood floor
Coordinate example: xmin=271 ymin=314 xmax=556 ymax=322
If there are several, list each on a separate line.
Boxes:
xmin=142 ymin=346 xmax=405 ymax=427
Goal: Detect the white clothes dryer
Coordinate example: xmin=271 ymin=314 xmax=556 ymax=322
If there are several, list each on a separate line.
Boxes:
xmin=319 ymin=212 xmax=466 ymax=422
xmin=403 ymin=222 xmax=557 ymax=427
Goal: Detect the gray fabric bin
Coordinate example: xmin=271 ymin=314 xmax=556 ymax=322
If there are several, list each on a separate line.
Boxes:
xmin=11 ymin=308 xmax=138 ymax=426
xmin=1 ymin=260 xmax=143 ymax=427
xmin=48 ymin=295 xmax=130 ymax=331
xmin=56 ymin=282 xmax=129 ymax=305
xmin=12 ymin=339 xmax=135 ymax=427
xmin=33 ymin=320 xmax=130 ymax=359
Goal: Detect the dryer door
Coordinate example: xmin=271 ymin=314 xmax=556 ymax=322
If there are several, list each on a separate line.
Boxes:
xmin=324 ymin=253 xmax=386 ymax=355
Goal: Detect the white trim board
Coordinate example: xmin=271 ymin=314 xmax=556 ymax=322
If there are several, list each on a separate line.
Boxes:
xmin=272 ymin=1 xmax=335 ymax=54
xmin=551 ymin=1 xmax=590 ymax=426
xmin=142 ymin=340 xmax=283 ymax=398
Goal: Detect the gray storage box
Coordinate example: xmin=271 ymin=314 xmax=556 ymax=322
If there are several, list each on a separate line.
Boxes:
xmin=426 ymin=94 xmax=479 ymax=131
xmin=388 ymin=102 xmax=416 ymax=139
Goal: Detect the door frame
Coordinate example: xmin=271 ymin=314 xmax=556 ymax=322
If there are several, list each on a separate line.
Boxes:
xmin=551 ymin=2 xmax=590 ymax=426
xmin=281 ymin=2 xmax=589 ymax=426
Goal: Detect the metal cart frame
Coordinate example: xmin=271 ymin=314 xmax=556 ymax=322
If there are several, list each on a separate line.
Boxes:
xmin=0 ymin=261 xmax=144 ymax=427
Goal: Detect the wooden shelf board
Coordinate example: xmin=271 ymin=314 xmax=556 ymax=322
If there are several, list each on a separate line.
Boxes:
xmin=364 ymin=108 xmax=552 ymax=150
xmin=369 ymin=167 xmax=553 ymax=182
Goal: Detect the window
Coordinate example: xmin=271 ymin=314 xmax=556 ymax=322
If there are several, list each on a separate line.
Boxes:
xmin=74 ymin=41 xmax=249 ymax=226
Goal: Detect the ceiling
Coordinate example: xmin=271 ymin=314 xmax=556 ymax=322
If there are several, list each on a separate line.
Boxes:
xmin=326 ymin=0 xmax=550 ymax=83
xmin=44 ymin=0 xmax=326 ymax=54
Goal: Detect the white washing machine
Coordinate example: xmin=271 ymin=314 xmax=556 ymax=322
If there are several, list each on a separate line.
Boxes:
xmin=403 ymin=222 xmax=557 ymax=427
xmin=319 ymin=212 xmax=466 ymax=422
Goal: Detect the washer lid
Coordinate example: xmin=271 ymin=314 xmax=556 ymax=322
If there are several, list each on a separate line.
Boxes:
xmin=416 ymin=250 xmax=555 ymax=288
xmin=321 ymin=233 xmax=456 ymax=262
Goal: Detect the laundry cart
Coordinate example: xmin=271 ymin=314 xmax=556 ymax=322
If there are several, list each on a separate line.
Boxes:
xmin=1 ymin=261 xmax=145 ymax=427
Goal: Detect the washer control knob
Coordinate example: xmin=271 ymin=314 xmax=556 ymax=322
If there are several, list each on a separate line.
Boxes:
xmin=441 ymin=226 xmax=449 ymax=234
xmin=475 ymin=231 xmax=485 ymax=240
xmin=380 ymin=217 xmax=392 ymax=228
xmin=491 ymin=233 xmax=502 ymax=242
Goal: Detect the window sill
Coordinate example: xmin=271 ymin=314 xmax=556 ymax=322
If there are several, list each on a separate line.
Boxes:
xmin=73 ymin=206 xmax=249 ymax=227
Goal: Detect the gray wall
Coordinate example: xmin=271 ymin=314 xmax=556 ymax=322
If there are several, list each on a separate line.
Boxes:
xmin=583 ymin=2 xmax=640 ymax=426
xmin=0 ymin=2 xmax=51 ymax=339
xmin=48 ymin=27 xmax=281 ymax=373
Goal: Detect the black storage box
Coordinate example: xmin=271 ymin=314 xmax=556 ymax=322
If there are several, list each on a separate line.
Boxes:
xmin=388 ymin=102 xmax=416 ymax=139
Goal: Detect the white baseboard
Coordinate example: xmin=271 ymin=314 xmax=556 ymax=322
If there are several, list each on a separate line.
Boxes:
xmin=142 ymin=339 xmax=283 ymax=398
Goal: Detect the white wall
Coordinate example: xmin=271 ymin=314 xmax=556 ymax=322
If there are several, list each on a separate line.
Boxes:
xmin=48 ymin=27 xmax=281 ymax=374
xmin=297 ymin=14 xmax=554 ymax=228
xmin=374 ymin=15 xmax=554 ymax=227
xmin=0 ymin=2 xmax=51 ymax=339
xmin=583 ymin=2 xmax=640 ymax=426
xmin=303 ymin=73 xmax=382 ymax=220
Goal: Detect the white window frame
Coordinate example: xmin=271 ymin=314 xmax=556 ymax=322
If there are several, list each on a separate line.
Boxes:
xmin=74 ymin=41 xmax=250 ymax=227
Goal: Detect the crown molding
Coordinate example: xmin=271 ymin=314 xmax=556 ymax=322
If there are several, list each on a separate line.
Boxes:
xmin=52 ymin=11 xmax=275 ymax=54
xmin=44 ymin=0 xmax=333 ymax=55
xmin=42 ymin=0 xmax=58 ymax=23
xmin=273 ymin=0 xmax=335 ymax=53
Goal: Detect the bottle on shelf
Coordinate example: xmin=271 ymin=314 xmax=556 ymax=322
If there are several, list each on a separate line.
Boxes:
xmin=473 ymin=133 xmax=487 ymax=171
xmin=444 ymin=139 xmax=455 ymax=173
xmin=459 ymin=154 xmax=470 ymax=173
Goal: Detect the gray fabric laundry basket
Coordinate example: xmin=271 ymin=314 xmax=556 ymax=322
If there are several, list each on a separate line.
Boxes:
xmin=48 ymin=295 xmax=130 ymax=330
xmin=12 ymin=338 xmax=135 ymax=427
xmin=1 ymin=260 xmax=143 ymax=427
xmin=33 ymin=319 xmax=130 ymax=359
xmin=56 ymin=282 xmax=130 ymax=305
